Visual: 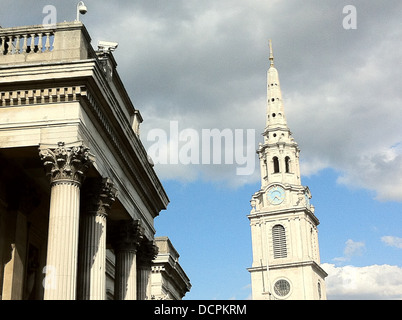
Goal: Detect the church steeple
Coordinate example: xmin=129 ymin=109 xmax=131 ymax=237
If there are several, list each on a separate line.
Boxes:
xmin=265 ymin=40 xmax=289 ymax=135
xmin=258 ymin=40 xmax=301 ymax=188
xmin=248 ymin=41 xmax=327 ymax=300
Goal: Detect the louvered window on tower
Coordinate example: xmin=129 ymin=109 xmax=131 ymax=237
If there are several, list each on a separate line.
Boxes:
xmin=285 ymin=156 xmax=290 ymax=173
xmin=273 ymin=157 xmax=280 ymax=173
xmin=272 ymin=225 xmax=287 ymax=258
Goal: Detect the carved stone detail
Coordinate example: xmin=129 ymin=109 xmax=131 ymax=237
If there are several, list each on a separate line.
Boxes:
xmin=109 ymin=220 xmax=144 ymax=253
xmin=39 ymin=142 xmax=94 ymax=186
xmin=0 ymin=86 xmax=87 ymax=107
xmin=137 ymin=239 xmax=159 ymax=268
xmin=81 ymin=177 xmax=118 ymax=218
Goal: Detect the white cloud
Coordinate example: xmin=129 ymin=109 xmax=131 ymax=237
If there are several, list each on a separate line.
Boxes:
xmin=322 ymin=263 xmax=402 ymax=300
xmin=3 ymin=1 xmax=402 ymax=200
xmin=287 ymin=39 xmax=402 ymax=200
xmin=69 ymin=1 xmax=402 ymax=200
xmin=333 ymin=239 xmax=365 ymax=263
xmin=381 ymin=236 xmax=402 ymax=249
xmin=299 ymin=157 xmax=330 ymax=178
xmin=129 ymin=0 xmax=402 ymax=200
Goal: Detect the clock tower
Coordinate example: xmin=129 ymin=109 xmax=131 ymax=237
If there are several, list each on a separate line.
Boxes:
xmin=247 ymin=41 xmax=327 ymax=300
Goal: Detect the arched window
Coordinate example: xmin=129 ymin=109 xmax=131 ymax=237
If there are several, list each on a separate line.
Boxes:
xmin=273 ymin=157 xmax=280 ymax=173
xmin=285 ymin=156 xmax=290 ymax=173
xmin=272 ymin=225 xmax=287 ymax=259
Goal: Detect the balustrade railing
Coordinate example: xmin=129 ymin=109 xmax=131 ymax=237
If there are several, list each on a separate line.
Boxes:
xmin=0 ymin=31 xmax=55 ymax=55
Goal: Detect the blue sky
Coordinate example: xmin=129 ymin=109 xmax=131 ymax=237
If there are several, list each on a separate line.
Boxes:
xmin=155 ymin=168 xmax=402 ymax=299
xmin=155 ymin=179 xmax=256 ymax=300
xmin=2 ymin=0 xmax=402 ymax=299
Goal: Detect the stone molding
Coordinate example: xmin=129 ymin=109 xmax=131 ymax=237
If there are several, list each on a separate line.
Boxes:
xmin=0 ymin=86 xmax=87 ymax=107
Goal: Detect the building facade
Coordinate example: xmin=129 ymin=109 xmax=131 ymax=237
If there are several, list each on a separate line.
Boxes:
xmin=248 ymin=41 xmax=327 ymax=300
xmin=0 ymin=22 xmax=190 ymax=300
xmin=150 ymin=237 xmax=191 ymax=300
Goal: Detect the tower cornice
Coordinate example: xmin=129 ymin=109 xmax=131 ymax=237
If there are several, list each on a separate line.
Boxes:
xmin=247 ymin=207 xmax=320 ymax=226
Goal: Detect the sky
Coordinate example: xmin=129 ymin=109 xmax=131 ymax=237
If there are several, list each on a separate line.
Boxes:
xmin=2 ymin=0 xmax=402 ymax=300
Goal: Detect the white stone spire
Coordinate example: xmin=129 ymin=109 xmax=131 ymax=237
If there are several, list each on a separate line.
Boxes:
xmin=248 ymin=42 xmax=327 ymax=301
xmin=265 ymin=40 xmax=288 ymax=132
xmin=258 ymin=40 xmax=301 ymax=188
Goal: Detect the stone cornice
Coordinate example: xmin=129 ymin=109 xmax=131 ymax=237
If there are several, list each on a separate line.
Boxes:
xmin=0 ymin=21 xmax=88 ymax=37
xmin=257 ymin=141 xmax=300 ymax=153
xmin=248 ymin=206 xmax=320 ymax=226
xmin=249 ymin=260 xmax=328 ymax=278
xmin=0 ymin=85 xmax=86 ymax=107
xmin=151 ymin=255 xmax=192 ymax=295
xmin=80 ymin=84 xmax=169 ymax=217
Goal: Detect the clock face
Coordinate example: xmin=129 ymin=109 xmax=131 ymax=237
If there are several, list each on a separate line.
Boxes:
xmin=267 ymin=185 xmax=285 ymax=205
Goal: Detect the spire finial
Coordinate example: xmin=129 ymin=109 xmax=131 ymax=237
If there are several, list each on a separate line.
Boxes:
xmin=269 ymin=39 xmax=274 ymax=67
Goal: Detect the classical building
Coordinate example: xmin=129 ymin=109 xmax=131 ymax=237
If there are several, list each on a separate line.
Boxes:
xmin=247 ymin=41 xmax=327 ymax=300
xmin=150 ymin=237 xmax=191 ymax=300
xmin=0 ymin=21 xmax=190 ymax=300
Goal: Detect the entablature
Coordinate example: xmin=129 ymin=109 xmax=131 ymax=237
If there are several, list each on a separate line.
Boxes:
xmin=0 ymin=56 xmax=168 ymax=221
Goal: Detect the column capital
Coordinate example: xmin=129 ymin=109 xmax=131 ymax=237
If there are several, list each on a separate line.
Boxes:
xmin=39 ymin=141 xmax=94 ymax=186
xmin=81 ymin=177 xmax=118 ymax=218
xmin=137 ymin=239 xmax=159 ymax=268
xmin=109 ymin=220 xmax=144 ymax=253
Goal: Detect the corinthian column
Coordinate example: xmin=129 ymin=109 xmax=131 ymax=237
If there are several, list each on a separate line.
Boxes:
xmin=39 ymin=142 xmax=94 ymax=300
xmin=77 ymin=178 xmax=117 ymax=300
xmin=137 ymin=240 xmax=159 ymax=300
xmin=109 ymin=220 xmax=144 ymax=300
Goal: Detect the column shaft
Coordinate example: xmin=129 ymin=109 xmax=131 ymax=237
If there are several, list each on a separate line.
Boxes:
xmin=44 ymin=180 xmax=80 ymax=300
xmin=78 ymin=212 xmax=107 ymax=300
xmin=109 ymin=220 xmax=144 ymax=300
xmin=114 ymin=250 xmax=137 ymax=300
xmin=77 ymin=177 xmax=117 ymax=300
xmin=137 ymin=240 xmax=158 ymax=300
xmin=137 ymin=267 xmax=151 ymax=300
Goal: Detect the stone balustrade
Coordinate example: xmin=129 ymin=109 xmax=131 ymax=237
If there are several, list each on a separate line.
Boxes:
xmin=0 ymin=22 xmax=94 ymax=65
xmin=0 ymin=30 xmax=55 ymax=55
